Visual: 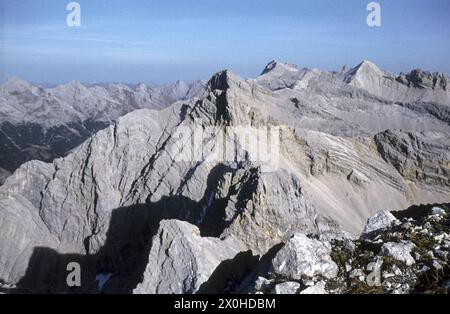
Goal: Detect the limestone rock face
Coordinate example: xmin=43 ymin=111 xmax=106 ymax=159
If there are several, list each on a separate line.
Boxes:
xmin=134 ymin=220 xmax=243 ymax=294
xmin=374 ymin=130 xmax=450 ymax=187
xmin=218 ymin=168 xmax=331 ymax=254
xmin=270 ymin=233 xmax=339 ymax=280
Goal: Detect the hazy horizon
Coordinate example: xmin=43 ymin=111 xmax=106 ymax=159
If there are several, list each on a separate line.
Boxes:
xmin=2 ymin=58 xmax=450 ymax=87
xmin=1 ymin=0 xmax=449 ymax=84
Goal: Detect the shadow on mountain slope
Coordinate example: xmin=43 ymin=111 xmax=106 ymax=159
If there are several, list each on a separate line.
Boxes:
xmin=197 ymin=251 xmax=259 ymax=294
xmin=0 ymin=120 xmax=109 ymax=186
xmin=392 ymin=202 xmax=450 ymax=221
xmin=11 ymin=164 xmax=250 ymax=294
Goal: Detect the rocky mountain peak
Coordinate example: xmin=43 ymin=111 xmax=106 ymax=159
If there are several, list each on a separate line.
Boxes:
xmin=65 ymin=80 xmax=84 ymax=88
xmin=207 ymin=70 xmax=242 ymax=91
xmin=135 ymin=83 xmax=148 ymax=92
xmin=172 ymin=79 xmax=188 ymax=89
xmin=343 ymin=60 xmax=384 ymax=83
xmin=49 ymin=80 xmax=91 ymax=100
xmin=340 ymin=64 xmax=349 ymax=73
xmin=2 ymin=76 xmax=33 ymax=92
xmin=397 ymin=69 xmax=448 ymax=90
xmin=260 ymin=60 xmax=299 ymax=76
xmin=341 ymin=60 xmax=450 ymax=103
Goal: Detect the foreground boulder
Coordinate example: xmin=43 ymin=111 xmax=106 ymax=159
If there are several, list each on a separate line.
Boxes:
xmin=270 ymin=233 xmax=339 ymax=281
xmin=381 ymin=241 xmax=416 ymax=266
xmin=134 ymin=220 xmax=244 ymax=294
xmin=362 ymin=210 xmax=400 ymax=235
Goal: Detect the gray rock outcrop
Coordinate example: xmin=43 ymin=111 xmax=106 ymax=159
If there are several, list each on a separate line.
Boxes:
xmin=270 ymin=233 xmax=339 ymax=280
xmin=134 ymin=220 xmax=244 ymax=294
xmin=362 ymin=210 xmax=400 ymax=235
xmin=381 ymin=241 xmax=416 ymax=266
xmin=273 ymin=281 xmax=301 ymax=294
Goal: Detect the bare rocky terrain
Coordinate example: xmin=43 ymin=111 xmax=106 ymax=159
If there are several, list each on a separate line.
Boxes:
xmin=0 ymin=60 xmax=448 ymax=294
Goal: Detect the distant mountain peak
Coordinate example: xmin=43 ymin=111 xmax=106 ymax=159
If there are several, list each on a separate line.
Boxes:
xmin=135 ymin=83 xmax=148 ymax=91
xmin=261 ymin=60 xmax=299 ymax=75
xmin=341 ymin=60 xmax=449 ymax=99
xmin=344 ymin=60 xmax=384 ymax=83
xmin=3 ymin=76 xmax=32 ymax=91
xmin=359 ymin=59 xmax=379 ymax=68
xmin=397 ymin=69 xmax=448 ymax=90
xmin=65 ymin=80 xmax=84 ymax=87
xmin=5 ymin=76 xmax=28 ymax=84
xmin=172 ymin=79 xmax=187 ymax=87
xmin=207 ymin=69 xmax=242 ymax=91
xmin=358 ymin=60 xmax=384 ymax=74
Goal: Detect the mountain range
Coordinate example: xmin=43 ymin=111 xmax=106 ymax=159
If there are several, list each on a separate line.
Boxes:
xmin=0 ymin=78 xmax=205 ymax=184
xmin=0 ymin=60 xmax=449 ymax=294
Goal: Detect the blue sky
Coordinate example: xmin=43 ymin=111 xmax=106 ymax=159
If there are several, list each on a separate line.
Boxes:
xmin=0 ymin=0 xmax=449 ymax=84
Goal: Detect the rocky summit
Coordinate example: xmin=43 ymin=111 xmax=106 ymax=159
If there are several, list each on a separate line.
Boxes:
xmin=0 ymin=60 xmax=449 ymax=294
